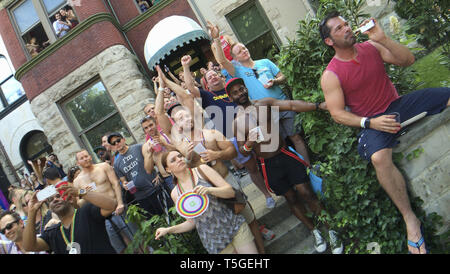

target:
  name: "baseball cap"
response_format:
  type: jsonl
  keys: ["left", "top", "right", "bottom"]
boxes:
{"left": 107, "top": 132, "right": 123, "bottom": 144}
{"left": 225, "top": 77, "right": 245, "bottom": 96}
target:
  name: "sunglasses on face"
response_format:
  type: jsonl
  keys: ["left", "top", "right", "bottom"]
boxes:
{"left": 111, "top": 138, "right": 122, "bottom": 146}
{"left": 0, "top": 220, "right": 19, "bottom": 234}
{"left": 252, "top": 69, "right": 259, "bottom": 79}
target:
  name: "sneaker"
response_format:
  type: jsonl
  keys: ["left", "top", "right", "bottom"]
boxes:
{"left": 329, "top": 230, "right": 343, "bottom": 254}
{"left": 266, "top": 197, "right": 276, "bottom": 209}
{"left": 312, "top": 229, "right": 327, "bottom": 253}
{"left": 259, "top": 225, "right": 275, "bottom": 241}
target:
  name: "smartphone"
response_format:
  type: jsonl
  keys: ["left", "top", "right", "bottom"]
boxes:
{"left": 37, "top": 185, "right": 57, "bottom": 201}
{"left": 193, "top": 143, "right": 207, "bottom": 155}
{"left": 88, "top": 182, "right": 97, "bottom": 191}
{"left": 357, "top": 20, "right": 375, "bottom": 33}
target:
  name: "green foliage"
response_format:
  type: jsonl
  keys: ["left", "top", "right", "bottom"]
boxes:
{"left": 392, "top": 0, "right": 449, "bottom": 54}
{"left": 124, "top": 205, "right": 207, "bottom": 254}
{"left": 276, "top": 0, "right": 445, "bottom": 253}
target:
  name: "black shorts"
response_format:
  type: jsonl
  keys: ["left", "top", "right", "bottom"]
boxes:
{"left": 259, "top": 147, "right": 309, "bottom": 196}
{"left": 357, "top": 87, "right": 450, "bottom": 161}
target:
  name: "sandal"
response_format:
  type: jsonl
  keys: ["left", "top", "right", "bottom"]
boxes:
{"left": 407, "top": 225, "right": 428, "bottom": 254}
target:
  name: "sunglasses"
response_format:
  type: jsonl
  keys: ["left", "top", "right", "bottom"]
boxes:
{"left": 0, "top": 220, "right": 19, "bottom": 234}
{"left": 252, "top": 68, "right": 259, "bottom": 79}
{"left": 111, "top": 138, "right": 122, "bottom": 146}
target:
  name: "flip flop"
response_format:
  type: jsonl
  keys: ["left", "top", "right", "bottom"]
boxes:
{"left": 407, "top": 225, "right": 428, "bottom": 254}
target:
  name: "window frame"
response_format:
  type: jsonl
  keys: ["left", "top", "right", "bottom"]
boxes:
{"left": 58, "top": 77, "right": 136, "bottom": 159}
{"left": 225, "top": 0, "right": 281, "bottom": 52}
{"left": 0, "top": 74, "right": 27, "bottom": 119}
{"left": 8, "top": 0, "right": 79, "bottom": 60}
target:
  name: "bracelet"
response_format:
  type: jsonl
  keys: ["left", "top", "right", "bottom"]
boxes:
{"left": 360, "top": 117, "right": 367, "bottom": 128}
{"left": 315, "top": 102, "right": 320, "bottom": 110}
{"left": 242, "top": 143, "right": 252, "bottom": 152}
{"left": 158, "top": 87, "right": 165, "bottom": 92}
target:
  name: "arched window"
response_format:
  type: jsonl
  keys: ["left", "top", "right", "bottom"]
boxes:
{"left": 20, "top": 130, "right": 52, "bottom": 172}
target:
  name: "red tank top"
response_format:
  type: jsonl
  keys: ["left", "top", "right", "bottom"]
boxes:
{"left": 220, "top": 35, "right": 233, "bottom": 61}
{"left": 325, "top": 41, "right": 399, "bottom": 117}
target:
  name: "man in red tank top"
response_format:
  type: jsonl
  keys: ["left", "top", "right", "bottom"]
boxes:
{"left": 319, "top": 12, "right": 449, "bottom": 254}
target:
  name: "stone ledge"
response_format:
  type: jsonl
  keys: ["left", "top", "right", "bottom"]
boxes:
{"left": 394, "top": 107, "right": 450, "bottom": 153}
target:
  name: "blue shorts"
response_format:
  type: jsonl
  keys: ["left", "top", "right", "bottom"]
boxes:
{"left": 357, "top": 87, "right": 449, "bottom": 161}
{"left": 230, "top": 137, "right": 252, "bottom": 165}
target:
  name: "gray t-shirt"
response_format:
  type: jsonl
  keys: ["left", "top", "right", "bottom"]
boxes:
{"left": 114, "top": 144, "right": 156, "bottom": 200}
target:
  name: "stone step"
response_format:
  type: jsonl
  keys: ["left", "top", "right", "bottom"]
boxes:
{"left": 239, "top": 178, "right": 317, "bottom": 254}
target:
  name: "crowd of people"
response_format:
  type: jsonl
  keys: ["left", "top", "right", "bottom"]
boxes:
{"left": 1, "top": 12, "right": 448, "bottom": 255}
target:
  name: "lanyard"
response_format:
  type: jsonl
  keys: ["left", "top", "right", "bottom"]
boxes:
{"left": 60, "top": 209, "right": 77, "bottom": 248}
{"left": 176, "top": 168, "right": 195, "bottom": 195}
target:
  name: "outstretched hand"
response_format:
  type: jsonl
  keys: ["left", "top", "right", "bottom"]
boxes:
{"left": 207, "top": 21, "right": 220, "bottom": 39}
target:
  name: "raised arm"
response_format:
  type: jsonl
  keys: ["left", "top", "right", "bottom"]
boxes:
{"left": 142, "top": 141, "right": 156, "bottom": 175}
{"left": 208, "top": 21, "right": 236, "bottom": 76}
{"left": 155, "top": 70, "right": 174, "bottom": 135}
{"left": 23, "top": 192, "right": 51, "bottom": 252}
{"left": 156, "top": 65, "right": 196, "bottom": 116}
{"left": 364, "top": 19, "right": 415, "bottom": 67}
{"left": 181, "top": 55, "right": 201, "bottom": 97}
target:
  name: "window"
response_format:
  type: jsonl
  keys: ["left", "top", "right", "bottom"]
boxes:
{"left": 0, "top": 56, "right": 26, "bottom": 114}
{"left": 0, "top": 76, "right": 26, "bottom": 112}
{"left": 61, "top": 81, "right": 135, "bottom": 159}
{"left": 134, "top": 0, "right": 163, "bottom": 14}
{"left": 226, "top": 0, "right": 281, "bottom": 60}
{"left": 10, "top": 0, "right": 79, "bottom": 59}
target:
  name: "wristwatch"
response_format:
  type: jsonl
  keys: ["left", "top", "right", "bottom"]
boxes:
{"left": 78, "top": 188, "right": 87, "bottom": 199}
{"left": 364, "top": 118, "right": 371, "bottom": 129}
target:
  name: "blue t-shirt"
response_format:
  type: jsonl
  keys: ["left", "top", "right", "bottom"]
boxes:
{"left": 232, "top": 59, "right": 287, "bottom": 101}
{"left": 232, "top": 59, "right": 287, "bottom": 100}
{"left": 199, "top": 88, "right": 237, "bottom": 138}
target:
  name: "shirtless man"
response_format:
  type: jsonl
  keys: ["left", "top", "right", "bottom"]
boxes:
{"left": 73, "top": 150, "right": 134, "bottom": 253}
{"left": 227, "top": 77, "right": 343, "bottom": 254}
{"left": 141, "top": 115, "right": 176, "bottom": 191}
{"left": 155, "top": 66, "right": 270, "bottom": 254}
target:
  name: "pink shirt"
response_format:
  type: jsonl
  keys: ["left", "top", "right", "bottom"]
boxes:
{"left": 325, "top": 41, "right": 399, "bottom": 117}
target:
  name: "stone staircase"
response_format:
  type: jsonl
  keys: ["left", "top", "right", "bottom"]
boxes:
{"left": 235, "top": 173, "right": 320, "bottom": 254}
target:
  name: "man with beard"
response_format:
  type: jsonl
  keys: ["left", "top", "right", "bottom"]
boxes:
{"left": 319, "top": 12, "right": 449, "bottom": 254}
{"left": 74, "top": 150, "right": 134, "bottom": 254}
{"left": 227, "top": 77, "right": 343, "bottom": 254}
{"left": 22, "top": 172, "right": 117, "bottom": 254}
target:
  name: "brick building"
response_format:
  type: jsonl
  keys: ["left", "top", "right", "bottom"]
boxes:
{"left": 0, "top": 0, "right": 317, "bottom": 202}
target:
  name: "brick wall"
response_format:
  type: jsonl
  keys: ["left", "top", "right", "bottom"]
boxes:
{"left": 23, "top": 21, "right": 129, "bottom": 101}
{"left": 109, "top": 0, "right": 140, "bottom": 25}
{"left": 0, "top": 8, "right": 27, "bottom": 70}
{"left": 125, "top": 0, "right": 199, "bottom": 72}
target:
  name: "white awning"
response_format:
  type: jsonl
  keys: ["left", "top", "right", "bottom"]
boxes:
{"left": 144, "top": 15, "right": 210, "bottom": 70}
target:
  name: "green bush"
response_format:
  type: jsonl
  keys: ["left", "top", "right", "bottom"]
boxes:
{"left": 276, "top": 0, "right": 445, "bottom": 253}
{"left": 392, "top": 0, "right": 449, "bottom": 54}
